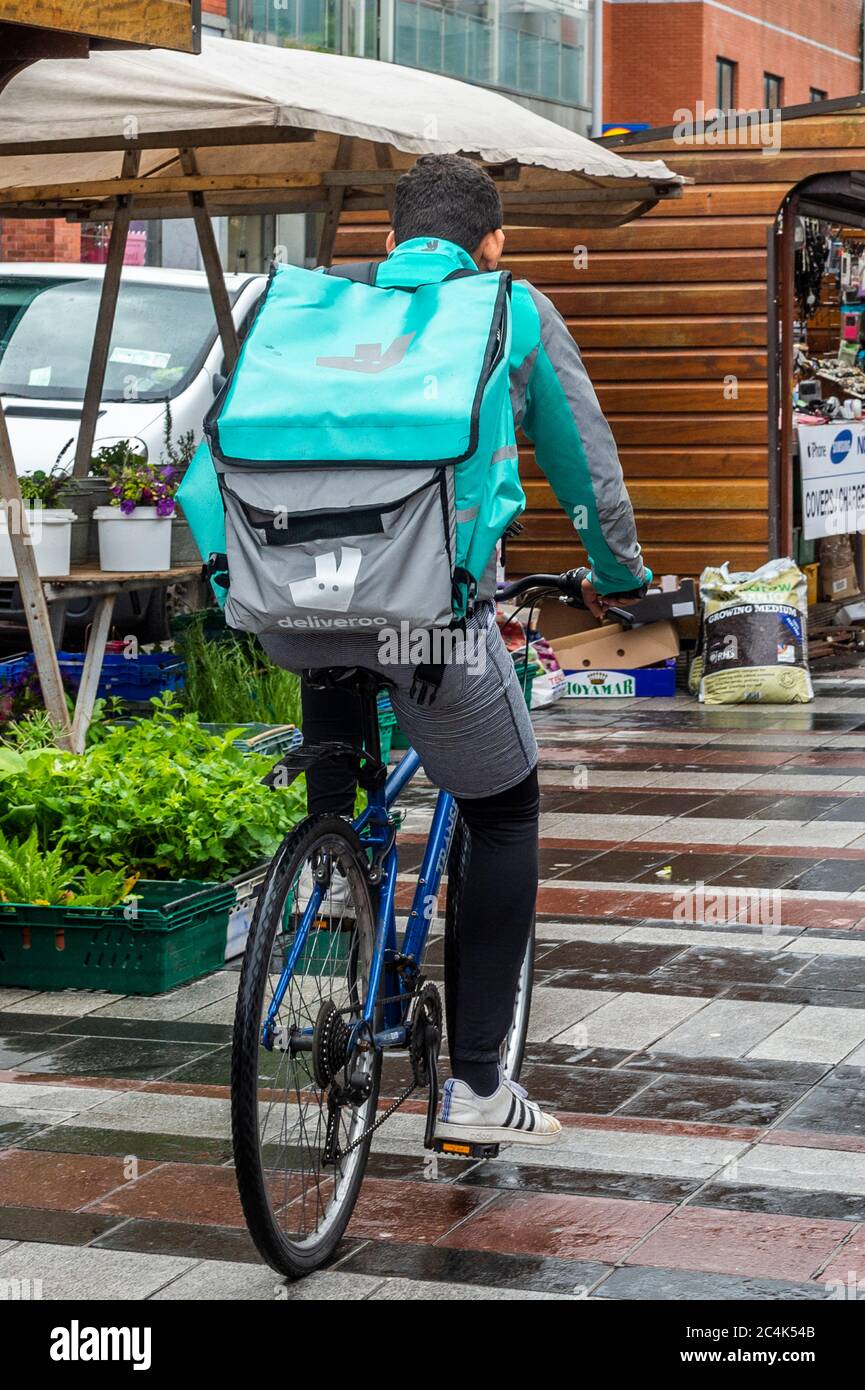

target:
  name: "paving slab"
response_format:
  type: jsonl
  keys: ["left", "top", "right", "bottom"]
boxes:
{"left": 656, "top": 999, "right": 803, "bottom": 1059}
{"left": 149, "top": 1261, "right": 384, "bottom": 1300}
{"left": 0, "top": 1241, "right": 193, "bottom": 1300}
{"left": 747, "top": 1006, "right": 865, "bottom": 1064}
{"left": 554, "top": 991, "right": 709, "bottom": 1050}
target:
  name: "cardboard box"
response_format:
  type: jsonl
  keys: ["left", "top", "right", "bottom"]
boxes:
{"left": 819, "top": 536, "right": 862, "bottom": 602}
{"left": 552, "top": 619, "right": 680, "bottom": 672}
{"left": 622, "top": 579, "right": 697, "bottom": 626}
{"left": 819, "top": 558, "right": 861, "bottom": 601}
{"left": 562, "top": 660, "right": 677, "bottom": 699}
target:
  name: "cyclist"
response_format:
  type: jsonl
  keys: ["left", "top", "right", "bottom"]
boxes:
{"left": 261, "top": 153, "right": 650, "bottom": 1150}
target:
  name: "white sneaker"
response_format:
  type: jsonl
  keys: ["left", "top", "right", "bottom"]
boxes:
{"left": 435, "top": 1075, "right": 562, "bottom": 1148}
{"left": 296, "top": 862, "right": 355, "bottom": 919}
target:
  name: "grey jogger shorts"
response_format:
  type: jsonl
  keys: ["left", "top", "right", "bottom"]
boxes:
{"left": 259, "top": 603, "right": 538, "bottom": 799}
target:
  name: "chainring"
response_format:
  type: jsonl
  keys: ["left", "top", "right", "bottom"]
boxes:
{"left": 409, "top": 981, "right": 443, "bottom": 1088}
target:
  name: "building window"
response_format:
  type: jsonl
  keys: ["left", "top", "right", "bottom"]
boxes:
{"left": 811, "top": 87, "right": 827, "bottom": 103}
{"left": 394, "top": 0, "right": 590, "bottom": 108}
{"left": 716, "top": 57, "right": 736, "bottom": 111}
{"left": 764, "top": 72, "right": 783, "bottom": 109}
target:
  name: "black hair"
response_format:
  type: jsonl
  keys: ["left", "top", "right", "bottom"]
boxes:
{"left": 392, "top": 154, "right": 503, "bottom": 253}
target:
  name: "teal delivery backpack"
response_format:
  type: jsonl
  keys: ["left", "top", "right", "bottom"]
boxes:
{"left": 180, "top": 260, "right": 524, "bottom": 636}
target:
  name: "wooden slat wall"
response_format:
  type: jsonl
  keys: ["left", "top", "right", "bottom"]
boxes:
{"left": 334, "top": 106, "right": 865, "bottom": 579}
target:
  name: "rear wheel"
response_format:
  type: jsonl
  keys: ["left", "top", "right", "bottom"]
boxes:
{"left": 443, "top": 814, "right": 535, "bottom": 1085}
{"left": 231, "top": 814, "right": 381, "bottom": 1278}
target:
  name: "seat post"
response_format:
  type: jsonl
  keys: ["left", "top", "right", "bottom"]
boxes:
{"left": 357, "top": 670, "right": 382, "bottom": 765}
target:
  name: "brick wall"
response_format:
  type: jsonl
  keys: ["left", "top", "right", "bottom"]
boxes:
{"left": 0, "top": 218, "right": 81, "bottom": 263}
{"left": 605, "top": 0, "right": 863, "bottom": 128}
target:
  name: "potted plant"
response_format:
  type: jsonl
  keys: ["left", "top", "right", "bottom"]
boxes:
{"left": 0, "top": 466, "right": 77, "bottom": 578}
{"left": 53, "top": 439, "right": 113, "bottom": 566}
{"left": 91, "top": 439, "right": 179, "bottom": 572}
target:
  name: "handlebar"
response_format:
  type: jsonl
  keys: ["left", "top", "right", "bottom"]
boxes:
{"left": 498, "top": 572, "right": 579, "bottom": 604}
{"left": 497, "top": 570, "right": 638, "bottom": 629}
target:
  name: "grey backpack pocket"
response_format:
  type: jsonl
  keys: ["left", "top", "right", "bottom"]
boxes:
{"left": 219, "top": 465, "right": 456, "bottom": 635}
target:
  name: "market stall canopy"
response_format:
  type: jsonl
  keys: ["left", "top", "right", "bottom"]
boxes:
{"left": 0, "top": 37, "right": 684, "bottom": 229}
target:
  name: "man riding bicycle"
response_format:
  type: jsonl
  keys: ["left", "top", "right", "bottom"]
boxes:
{"left": 260, "top": 153, "right": 651, "bottom": 1150}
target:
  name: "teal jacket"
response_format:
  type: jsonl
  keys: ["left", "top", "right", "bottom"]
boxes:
{"left": 377, "top": 238, "right": 648, "bottom": 596}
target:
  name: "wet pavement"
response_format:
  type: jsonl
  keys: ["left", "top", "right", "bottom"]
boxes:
{"left": 2, "top": 672, "right": 865, "bottom": 1299}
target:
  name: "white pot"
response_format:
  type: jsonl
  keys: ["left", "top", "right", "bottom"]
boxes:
{"left": 0, "top": 507, "right": 76, "bottom": 578}
{"left": 94, "top": 505, "right": 173, "bottom": 573}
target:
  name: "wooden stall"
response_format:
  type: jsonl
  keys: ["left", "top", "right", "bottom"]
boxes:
{"left": 339, "top": 97, "right": 865, "bottom": 584}
{"left": 0, "top": 0, "right": 200, "bottom": 88}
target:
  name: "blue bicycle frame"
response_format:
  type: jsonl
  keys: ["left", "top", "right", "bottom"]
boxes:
{"left": 263, "top": 744, "right": 457, "bottom": 1051}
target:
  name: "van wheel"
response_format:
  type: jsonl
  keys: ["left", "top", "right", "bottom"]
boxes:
{"left": 137, "top": 579, "right": 209, "bottom": 643}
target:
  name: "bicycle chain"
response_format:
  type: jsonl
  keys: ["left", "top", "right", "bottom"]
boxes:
{"left": 334, "top": 1078, "right": 418, "bottom": 1159}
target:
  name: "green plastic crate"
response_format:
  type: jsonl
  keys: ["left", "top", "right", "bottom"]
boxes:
{"left": 0, "top": 879, "right": 237, "bottom": 996}
{"left": 377, "top": 693, "right": 398, "bottom": 764}
{"left": 200, "top": 722, "right": 302, "bottom": 758}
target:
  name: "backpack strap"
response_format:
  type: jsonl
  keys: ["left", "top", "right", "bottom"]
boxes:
{"left": 327, "top": 261, "right": 378, "bottom": 285}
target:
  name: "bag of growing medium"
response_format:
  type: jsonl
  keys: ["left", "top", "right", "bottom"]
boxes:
{"left": 695, "top": 556, "right": 817, "bottom": 706}
{"left": 696, "top": 558, "right": 813, "bottom": 705}
{"left": 178, "top": 260, "right": 524, "bottom": 636}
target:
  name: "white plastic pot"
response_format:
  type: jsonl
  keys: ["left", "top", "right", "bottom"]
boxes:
{"left": 0, "top": 508, "right": 76, "bottom": 578}
{"left": 94, "top": 505, "right": 173, "bottom": 572}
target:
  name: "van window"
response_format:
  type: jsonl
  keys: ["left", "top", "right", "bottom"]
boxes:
{"left": 0, "top": 276, "right": 240, "bottom": 402}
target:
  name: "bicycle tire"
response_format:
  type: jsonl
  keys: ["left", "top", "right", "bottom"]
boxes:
{"left": 443, "top": 813, "right": 535, "bottom": 1085}
{"left": 231, "top": 813, "right": 381, "bottom": 1278}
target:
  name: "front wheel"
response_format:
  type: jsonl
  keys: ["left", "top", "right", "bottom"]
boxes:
{"left": 231, "top": 814, "right": 381, "bottom": 1278}
{"left": 443, "top": 814, "right": 535, "bottom": 1085}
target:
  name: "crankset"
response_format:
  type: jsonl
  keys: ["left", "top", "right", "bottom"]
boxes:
{"left": 409, "top": 981, "right": 443, "bottom": 1150}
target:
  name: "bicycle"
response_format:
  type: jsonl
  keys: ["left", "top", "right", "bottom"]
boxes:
{"left": 230, "top": 570, "right": 604, "bottom": 1278}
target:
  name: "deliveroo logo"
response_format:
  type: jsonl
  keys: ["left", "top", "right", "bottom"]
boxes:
{"left": 289, "top": 548, "right": 362, "bottom": 611}
{"left": 316, "top": 332, "right": 415, "bottom": 374}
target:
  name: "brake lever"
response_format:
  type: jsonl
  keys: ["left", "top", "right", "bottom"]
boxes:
{"left": 603, "top": 603, "right": 638, "bottom": 630}
{"left": 559, "top": 588, "right": 637, "bottom": 631}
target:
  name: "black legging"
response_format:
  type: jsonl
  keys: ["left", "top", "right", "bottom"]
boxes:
{"left": 301, "top": 680, "right": 539, "bottom": 1096}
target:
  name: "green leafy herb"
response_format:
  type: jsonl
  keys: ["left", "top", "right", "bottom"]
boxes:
{"left": 0, "top": 694, "right": 305, "bottom": 881}
{"left": 0, "top": 828, "right": 135, "bottom": 907}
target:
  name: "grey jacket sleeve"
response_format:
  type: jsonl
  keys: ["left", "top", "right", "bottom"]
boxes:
{"left": 519, "top": 283, "right": 648, "bottom": 594}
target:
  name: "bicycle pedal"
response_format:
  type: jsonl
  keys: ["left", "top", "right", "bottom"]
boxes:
{"left": 431, "top": 1138, "right": 500, "bottom": 1160}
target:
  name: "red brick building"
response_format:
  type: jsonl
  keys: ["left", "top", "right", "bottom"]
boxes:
{"left": 605, "top": 0, "right": 864, "bottom": 129}
{"left": 0, "top": 0, "right": 227, "bottom": 265}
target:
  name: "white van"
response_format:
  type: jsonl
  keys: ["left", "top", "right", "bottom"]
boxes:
{"left": 0, "top": 262, "right": 267, "bottom": 635}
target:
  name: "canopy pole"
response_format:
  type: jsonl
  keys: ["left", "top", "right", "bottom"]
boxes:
{"left": 182, "top": 149, "right": 238, "bottom": 371}
{"left": 316, "top": 135, "right": 354, "bottom": 267}
{"left": 0, "top": 404, "right": 72, "bottom": 748}
{"left": 72, "top": 188, "right": 134, "bottom": 476}
{"left": 375, "top": 143, "right": 395, "bottom": 218}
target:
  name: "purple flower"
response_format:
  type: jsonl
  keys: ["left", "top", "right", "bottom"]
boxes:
{"left": 156, "top": 497, "right": 175, "bottom": 518}
{"left": 120, "top": 498, "right": 136, "bottom": 515}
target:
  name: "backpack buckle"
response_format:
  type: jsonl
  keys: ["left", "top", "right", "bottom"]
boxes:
{"left": 409, "top": 662, "right": 446, "bottom": 707}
